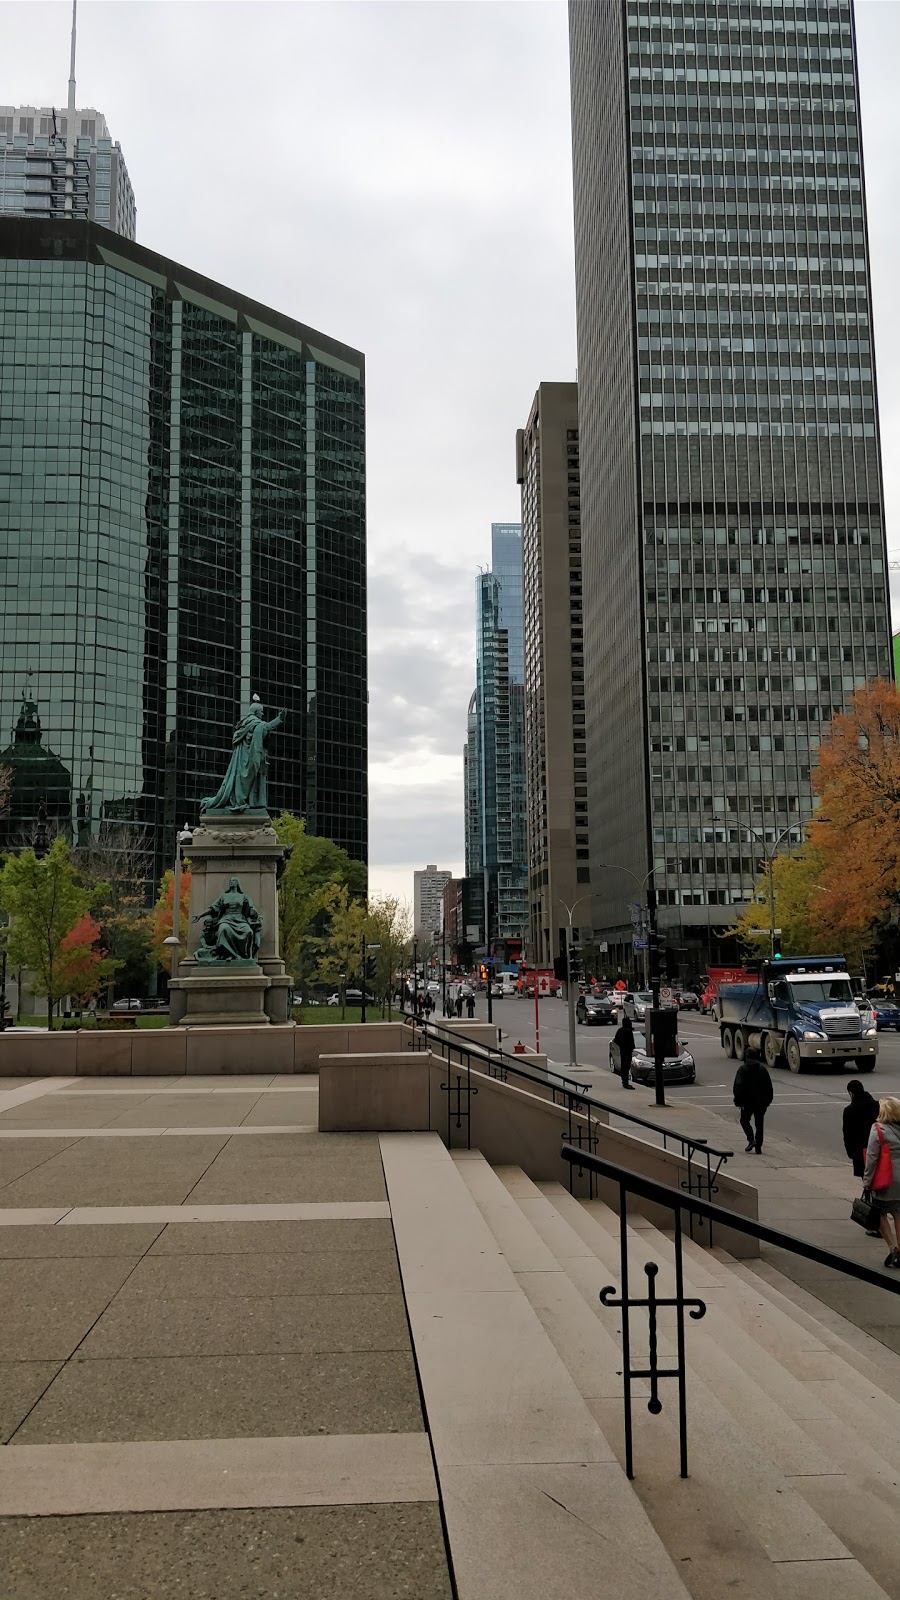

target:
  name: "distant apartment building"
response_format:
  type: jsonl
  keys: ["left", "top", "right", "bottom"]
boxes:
{"left": 441, "top": 875, "right": 483, "bottom": 969}
{"left": 517, "top": 383, "right": 588, "bottom": 968}
{"left": 463, "top": 524, "right": 528, "bottom": 959}
{"left": 0, "top": 107, "right": 135, "bottom": 237}
{"left": 414, "top": 865, "right": 452, "bottom": 943}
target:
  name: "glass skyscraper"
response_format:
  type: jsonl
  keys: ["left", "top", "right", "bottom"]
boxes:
{"left": 569, "top": 0, "right": 892, "bottom": 976}
{"left": 0, "top": 218, "right": 366, "bottom": 887}
{"left": 464, "top": 525, "right": 528, "bottom": 956}
{"left": 0, "top": 108, "right": 135, "bottom": 238}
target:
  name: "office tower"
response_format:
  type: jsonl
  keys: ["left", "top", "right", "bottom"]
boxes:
{"left": 414, "top": 865, "right": 452, "bottom": 943}
{"left": 0, "top": 218, "right": 367, "bottom": 884}
{"left": 441, "top": 875, "right": 483, "bottom": 969}
{"left": 0, "top": 107, "right": 135, "bottom": 237}
{"left": 464, "top": 524, "right": 528, "bottom": 959}
{"left": 517, "top": 382, "right": 588, "bottom": 969}
{"left": 569, "top": 0, "right": 892, "bottom": 976}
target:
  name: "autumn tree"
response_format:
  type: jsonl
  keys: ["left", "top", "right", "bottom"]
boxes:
{"left": 148, "top": 867, "right": 192, "bottom": 970}
{"left": 76, "top": 824, "right": 154, "bottom": 997}
{"left": 316, "top": 884, "right": 368, "bottom": 1004}
{"left": 0, "top": 839, "right": 110, "bottom": 1030}
{"left": 57, "top": 913, "right": 121, "bottom": 1009}
{"left": 365, "top": 895, "right": 412, "bottom": 1017}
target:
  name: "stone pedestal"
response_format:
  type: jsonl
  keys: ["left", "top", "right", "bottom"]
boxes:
{"left": 169, "top": 811, "right": 295, "bottom": 1028}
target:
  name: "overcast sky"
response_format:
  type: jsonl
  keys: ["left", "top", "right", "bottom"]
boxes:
{"left": 4, "top": 0, "right": 900, "bottom": 906}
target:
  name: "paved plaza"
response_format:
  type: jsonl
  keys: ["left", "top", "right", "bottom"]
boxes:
{"left": 0, "top": 1074, "right": 453, "bottom": 1599}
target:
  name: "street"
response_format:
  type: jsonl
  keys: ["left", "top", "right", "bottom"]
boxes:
{"left": 473, "top": 995, "right": 900, "bottom": 1166}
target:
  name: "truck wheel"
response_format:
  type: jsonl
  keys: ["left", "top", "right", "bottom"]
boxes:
{"left": 854, "top": 1058, "right": 876, "bottom": 1073}
{"left": 764, "top": 1033, "right": 783, "bottom": 1069}
{"left": 734, "top": 1028, "right": 746, "bottom": 1061}
{"left": 786, "top": 1037, "right": 803, "bottom": 1074}
{"left": 722, "top": 1027, "right": 734, "bottom": 1059}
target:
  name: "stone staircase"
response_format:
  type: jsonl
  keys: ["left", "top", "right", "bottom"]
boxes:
{"left": 380, "top": 1133, "right": 900, "bottom": 1600}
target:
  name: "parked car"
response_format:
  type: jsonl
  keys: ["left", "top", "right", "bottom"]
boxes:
{"left": 625, "top": 991, "right": 653, "bottom": 1022}
{"left": 326, "top": 993, "right": 340, "bottom": 1007}
{"left": 576, "top": 993, "right": 616, "bottom": 1026}
{"left": 868, "top": 996, "right": 900, "bottom": 1031}
{"left": 609, "top": 1038, "right": 696, "bottom": 1086}
{"left": 111, "top": 998, "right": 143, "bottom": 1011}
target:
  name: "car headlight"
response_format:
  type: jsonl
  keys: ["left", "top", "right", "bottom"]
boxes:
{"left": 865, "top": 1024, "right": 877, "bottom": 1036}
{"left": 802, "top": 1029, "right": 824, "bottom": 1040}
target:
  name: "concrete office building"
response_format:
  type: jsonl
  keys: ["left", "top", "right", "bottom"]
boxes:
{"left": 0, "top": 218, "right": 367, "bottom": 885}
{"left": 517, "top": 383, "right": 589, "bottom": 969}
{"left": 464, "top": 525, "right": 528, "bottom": 958}
{"left": 414, "top": 865, "right": 452, "bottom": 943}
{"left": 0, "top": 107, "right": 135, "bottom": 238}
{"left": 569, "top": 0, "right": 892, "bottom": 976}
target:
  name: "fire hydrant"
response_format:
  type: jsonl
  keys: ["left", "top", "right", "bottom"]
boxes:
{"left": 513, "top": 1040, "right": 526, "bottom": 1055}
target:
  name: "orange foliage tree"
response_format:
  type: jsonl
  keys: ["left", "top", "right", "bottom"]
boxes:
{"left": 148, "top": 867, "right": 192, "bottom": 970}
{"left": 57, "top": 913, "right": 121, "bottom": 1007}
{"left": 807, "top": 678, "right": 900, "bottom": 961}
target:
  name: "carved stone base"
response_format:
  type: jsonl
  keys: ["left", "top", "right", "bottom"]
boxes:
{"left": 169, "top": 969, "right": 272, "bottom": 1028}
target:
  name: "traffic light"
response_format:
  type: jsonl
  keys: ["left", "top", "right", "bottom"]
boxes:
{"left": 772, "top": 935, "right": 783, "bottom": 958}
{"left": 553, "top": 954, "right": 568, "bottom": 982}
{"left": 479, "top": 964, "right": 488, "bottom": 981}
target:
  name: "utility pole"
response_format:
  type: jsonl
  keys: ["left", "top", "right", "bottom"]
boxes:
{"left": 559, "top": 897, "right": 589, "bottom": 1073}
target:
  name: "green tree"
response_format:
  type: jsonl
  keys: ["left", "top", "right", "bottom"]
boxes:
{"left": 0, "top": 839, "right": 110, "bottom": 1030}
{"left": 272, "top": 813, "right": 366, "bottom": 984}
{"left": 366, "top": 895, "right": 412, "bottom": 1017}
{"left": 316, "top": 884, "right": 369, "bottom": 1003}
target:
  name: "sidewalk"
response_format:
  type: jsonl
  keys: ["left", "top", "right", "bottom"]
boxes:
{"left": 0, "top": 1075, "right": 453, "bottom": 1599}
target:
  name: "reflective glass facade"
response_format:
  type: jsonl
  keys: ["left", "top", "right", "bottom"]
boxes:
{"left": 0, "top": 220, "right": 366, "bottom": 888}
{"left": 0, "top": 108, "right": 135, "bottom": 237}
{"left": 465, "top": 529, "right": 528, "bottom": 952}
{"left": 570, "top": 0, "right": 892, "bottom": 971}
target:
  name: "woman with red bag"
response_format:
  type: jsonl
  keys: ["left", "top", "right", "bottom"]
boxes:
{"left": 862, "top": 1097, "right": 900, "bottom": 1268}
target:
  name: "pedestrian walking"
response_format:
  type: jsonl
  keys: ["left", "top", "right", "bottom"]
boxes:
{"left": 466, "top": 993, "right": 475, "bottom": 1019}
{"left": 732, "top": 1057, "right": 773, "bottom": 1153}
{"left": 612, "top": 1015, "right": 635, "bottom": 1090}
{"left": 843, "top": 1079, "right": 880, "bottom": 1179}
{"left": 863, "top": 1097, "right": 900, "bottom": 1268}
{"left": 455, "top": 989, "right": 464, "bottom": 1018}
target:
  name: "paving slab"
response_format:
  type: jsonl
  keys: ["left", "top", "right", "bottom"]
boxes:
{"left": 77, "top": 1290, "right": 411, "bottom": 1359}
{"left": 0, "top": 1503, "right": 453, "bottom": 1600}
{"left": 0, "top": 1097, "right": 150, "bottom": 1127}
{"left": 147, "top": 1217, "right": 393, "bottom": 1255}
{"left": 0, "top": 1223, "right": 163, "bottom": 1257}
{"left": 239, "top": 1093, "right": 322, "bottom": 1126}
{"left": 188, "top": 1152, "right": 388, "bottom": 1205}
{"left": 0, "top": 1257, "right": 142, "bottom": 1360}
{"left": 105, "top": 1096, "right": 263, "bottom": 1128}
{"left": 13, "top": 1351, "right": 425, "bottom": 1443}
{"left": 58, "top": 1202, "right": 391, "bottom": 1224}
{"left": 115, "top": 1248, "right": 400, "bottom": 1302}
{"left": 0, "top": 1362, "right": 62, "bottom": 1443}
{"left": 0, "top": 1432, "right": 437, "bottom": 1515}
{"left": 0, "top": 1138, "right": 85, "bottom": 1189}
{"left": 0, "top": 1136, "right": 232, "bottom": 1207}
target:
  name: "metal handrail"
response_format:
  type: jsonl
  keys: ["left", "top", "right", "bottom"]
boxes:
{"left": 558, "top": 1142, "right": 900, "bottom": 1481}
{"left": 412, "top": 1014, "right": 734, "bottom": 1167}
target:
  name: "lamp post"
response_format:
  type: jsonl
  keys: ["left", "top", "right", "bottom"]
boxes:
{"left": 360, "top": 938, "right": 381, "bottom": 1026}
{"left": 411, "top": 937, "right": 418, "bottom": 1019}
{"left": 708, "top": 814, "right": 804, "bottom": 959}
{"left": 163, "top": 823, "right": 193, "bottom": 1005}
{"left": 598, "top": 861, "right": 664, "bottom": 1104}
{"left": 558, "top": 896, "right": 590, "bottom": 1073}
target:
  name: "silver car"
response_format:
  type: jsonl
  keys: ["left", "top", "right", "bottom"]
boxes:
{"left": 625, "top": 991, "right": 653, "bottom": 1022}
{"left": 609, "top": 1039, "right": 696, "bottom": 1086}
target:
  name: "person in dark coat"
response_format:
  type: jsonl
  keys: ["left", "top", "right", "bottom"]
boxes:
{"left": 612, "top": 1015, "right": 636, "bottom": 1089}
{"left": 466, "top": 993, "right": 475, "bottom": 1019}
{"left": 843, "top": 1079, "right": 880, "bottom": 1179}
{"left": 732, "top": 1059, "right": 774, "bottom": 1153}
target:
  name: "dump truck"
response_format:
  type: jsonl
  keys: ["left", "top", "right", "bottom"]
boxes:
{"left": 717, "top": 956, "right": 877, "bottom": 1074}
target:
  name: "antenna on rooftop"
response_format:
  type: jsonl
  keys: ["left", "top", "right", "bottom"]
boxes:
{"left": 65, "top": 0, "right": 77, "bottom": 216}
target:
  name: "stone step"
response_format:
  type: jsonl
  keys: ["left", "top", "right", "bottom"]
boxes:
{"left": 482, "top": 1165, "right": 891, "bottom": 1600}
{"left": 378, "top": 1134, "right": 693, "bottom": 1600}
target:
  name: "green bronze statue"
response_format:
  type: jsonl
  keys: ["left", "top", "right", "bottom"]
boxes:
{"left": 193, "top": 877, "right": 262, "bottom": 963}
{"left": 202, "top": 696, "right": 285, "bottom": 814}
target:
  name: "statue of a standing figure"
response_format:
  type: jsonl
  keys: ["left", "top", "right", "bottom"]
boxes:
{"left": 194, "top": 877, "right": 262, "bottom": 963}
{"left": 202, "top": 696, "right": 285, "bottom": 814}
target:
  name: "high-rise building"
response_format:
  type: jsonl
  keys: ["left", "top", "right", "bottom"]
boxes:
{"left": 569, "top": 0, "right": 892, "bottom": 977}
{"left": 0, "top": 107, "right": 135, "bottom": 238}
{"left": 517, "top": 383, "right": 588, "bottom": 968}
{"left": 413, "top": 865, "right": 452, "bottom": 943}
{"left": 464, "top": 524, "right": 528, "bottom": 959}
{"left": 0, "top": 218, "right": 367, "bottom": 885}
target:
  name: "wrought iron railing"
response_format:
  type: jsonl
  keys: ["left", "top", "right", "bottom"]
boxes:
{"left": 560, "top": 1143, "right": 900, "bottom": 1480}
{"left": 402, "top": 1014, "right": 732, "bottom": 1234}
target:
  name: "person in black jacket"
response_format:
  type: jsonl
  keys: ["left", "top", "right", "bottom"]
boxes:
{"left": 732, "top": 1058, "right": 774, "bottom": 1153}
{"left": 843, "top": 1078, "right": 879, "bottom": 1179}
{"left": 613, "top": 1015, "right": 636, "bottom": 1090}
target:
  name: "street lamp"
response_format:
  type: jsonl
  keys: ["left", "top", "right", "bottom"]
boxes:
{"left": 558, "top": 896, "right": 590, "bottom": 1073}
{"left": 163, "top": 823, "right": 193, "bottom": 1002}
{"left": 598, "top": 861, "right": 665, "bottom": 1106}
{"left": 360, "top": 938, "right": 381, "bottom": 1025}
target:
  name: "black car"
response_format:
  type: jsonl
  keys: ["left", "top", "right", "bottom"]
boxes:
{"left": 576, "top": 993, "right": 616, "bottom": 1026}
{"left": 609, "top": 1039, "right": 696, "bottom": 1085}
{"left": 869, "top": 997, "right": 900, "bottom": 1031}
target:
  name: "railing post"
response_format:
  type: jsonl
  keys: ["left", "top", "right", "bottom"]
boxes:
{"left": 673, "top": 1207, "right": 690, "bottom": 1479}
{"left": 619, "top": 1181, "right": 635, "bottom": 1480}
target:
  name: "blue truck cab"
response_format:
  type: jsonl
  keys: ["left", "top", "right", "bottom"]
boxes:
{"left": 717, "top": 956, "right": 877, "bottom": 1075}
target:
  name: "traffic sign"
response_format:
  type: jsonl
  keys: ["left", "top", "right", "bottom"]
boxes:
{"left": 632, "top": 938, "right": 648, "bottom": 950}
{"left": 660, "top": 986, "right": 673, "bottom": 1004}
{"left": 614, "top": 979, "right": 627, "bottom": 992}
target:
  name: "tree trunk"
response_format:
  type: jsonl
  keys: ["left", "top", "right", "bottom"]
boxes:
{"left": 47, "top": 993, "right": 54, "bottom": 1032}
